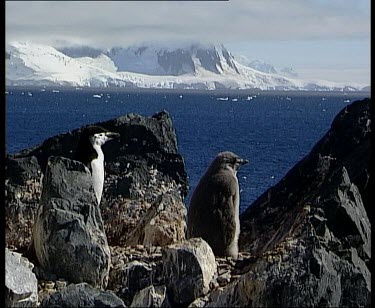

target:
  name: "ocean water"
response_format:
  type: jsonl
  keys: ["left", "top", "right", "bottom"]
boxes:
{"left": 5, "top": 87, "right": 369, "bottom": 212}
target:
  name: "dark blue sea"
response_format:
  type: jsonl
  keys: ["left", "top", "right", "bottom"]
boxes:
{"left": 5, "top": 87, "right": 370, "bottom": 213}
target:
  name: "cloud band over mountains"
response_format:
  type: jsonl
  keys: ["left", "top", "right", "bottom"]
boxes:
{"left": 6, "top": 0, "right": 370, "bottom": 47}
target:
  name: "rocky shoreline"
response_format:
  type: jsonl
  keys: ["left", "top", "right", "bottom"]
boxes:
{"left": 5, "top": 99, "right": 371, "bottom": 307}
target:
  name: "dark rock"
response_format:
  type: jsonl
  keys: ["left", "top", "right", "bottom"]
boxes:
{"left": 5, "top": 156, "right": 43, "bottom": 251}
{"left": 6, "top": 111, "right": 188, "bottom": 249}
{"left": 5, "top": 248, "right": 38, "bottom": 307}
{"left": 33, "top": 265, "right": 59, "bottom": 282}
{"left": 108, "top": 245, "right": 165, "bottom": 305}
{"left": 319, "top": 166, "right": 370, "bottom": 260}
{"left": 32, "top": 156, "right": 111, "bottom": 288}
{"left": 235, "top": 98, "right": 371, "bottom": 306}
{"left": 109, "top": 260, "right": 156, "bottom": 306}
{"left": 13, "top": 111, "right": 187, "bottom": 197}
{"left": 130, "top": 285, "right": 169, "bottom": 307}
{"left": 6, "top": 155, "right": 41, "bottom": 186}
{"left": 207, "top": 236, "right": 370, "bottom": 307}
{"left": 40, "top": 282, "right": 125, "bottom": 307}
{"left": 240, "top": 99, "right": 371, "bottom": 255}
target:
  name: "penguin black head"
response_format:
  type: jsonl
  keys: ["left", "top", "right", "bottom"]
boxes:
{"left": 74, "top": 126, "right": 120, "bottom": 169}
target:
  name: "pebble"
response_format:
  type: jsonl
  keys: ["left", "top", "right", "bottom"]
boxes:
{"left": 209, "top": 280, "right": 220, "bottom": 290}
{"left": 217, "top": 272, "right": 231, "bottom": 286}
{"left": 230, "top": 274, "right": 241, "bottom": 281}
{"left": 55, "top": 280, "right": 67, "bottom": 290}
{"left": 38, "top": 289, "right": 55, "bottom": 301}
{"left": 45, "top": 281, "right": 55, "bottom": 289}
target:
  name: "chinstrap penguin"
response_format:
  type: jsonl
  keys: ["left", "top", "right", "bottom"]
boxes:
{"left": 187, "top": 151, "right": 249, "bottom": 258}
{"left": 74, "top": 126, "right": 120, "bottom": 205}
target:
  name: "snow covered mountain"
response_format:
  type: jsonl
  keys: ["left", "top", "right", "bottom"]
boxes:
{"left": 5, "top": 41, "right": 368, "bottom": 91}
{"left": 106, "top": 43, "right": 240, "bottom": 77}
{"left": 279, "top": 67, "right": 298, "bottom": 78}
{"left": 247, "top": 60, "right": 277, "bottom": 74}
{"left": 246, "top": 61, "right": 299, "bottom": 78}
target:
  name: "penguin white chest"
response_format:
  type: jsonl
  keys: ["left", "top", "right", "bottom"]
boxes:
{"left": 233, "top": 175, "right": 240, "bottom": 230}
{"left": 91, "top": 145, "right": 105, "bottom": 205}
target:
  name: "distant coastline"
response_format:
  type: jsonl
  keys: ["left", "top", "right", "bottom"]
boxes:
{"left": 5, "top": 85, "right": 371, "bottom": 98}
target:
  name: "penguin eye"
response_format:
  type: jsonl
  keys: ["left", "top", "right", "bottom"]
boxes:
{"left": 224, "top": 158, "right": 237, "bottom": 166}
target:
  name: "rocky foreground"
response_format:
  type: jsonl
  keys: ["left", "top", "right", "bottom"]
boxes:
{"left": 5, "top": 99, "right": 371, "bottom": 307}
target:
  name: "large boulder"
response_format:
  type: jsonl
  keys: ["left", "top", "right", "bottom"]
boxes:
{"left": 32, "top": 156, "right": 111, "bottom": 288}
{"left": 6, "top": 111, "right": 188, "bottom": 250}
{"left": 11, "top": 110, "right": 187, "bottom": 200}
{"left": 40, "top": 282, "right": 125, "bottom": 307}
{"left": 240, "top": 98, "right": 371, "bottom": 255}
{"left": 5, "top": 248, "right": 38, "bottom": 307}
{"left": 162, "top": 238, "right": 217, "bottom": 305}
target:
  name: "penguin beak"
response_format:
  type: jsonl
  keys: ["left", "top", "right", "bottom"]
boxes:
{"left": 238, "top": 158, "right": 249, "bottom": 165}
{"left": 105, "top": 132, "right": 120, "bottom": 140}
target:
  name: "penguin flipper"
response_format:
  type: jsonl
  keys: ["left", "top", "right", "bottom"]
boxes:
{"left": 215, "top": 192, "right": 237, "bottom": 252}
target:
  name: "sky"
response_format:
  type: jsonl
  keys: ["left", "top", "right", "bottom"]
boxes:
{"left": 5, "top": 0, "right": 371, "bottom": 85}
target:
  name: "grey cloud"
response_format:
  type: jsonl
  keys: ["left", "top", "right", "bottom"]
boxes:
{"left": 6, "top": 0, "right": 370, "bottom": 47}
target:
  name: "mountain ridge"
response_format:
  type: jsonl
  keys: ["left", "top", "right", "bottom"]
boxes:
{"left": 6, "top": 41, "right": 368, "bottom": 91}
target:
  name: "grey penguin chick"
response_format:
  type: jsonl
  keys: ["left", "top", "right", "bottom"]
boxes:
{"left": 74, "top": 125, "right": 120, "bottom": 205}
{"left": 187, "top": 151, "right": 249, "bottom": 258}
